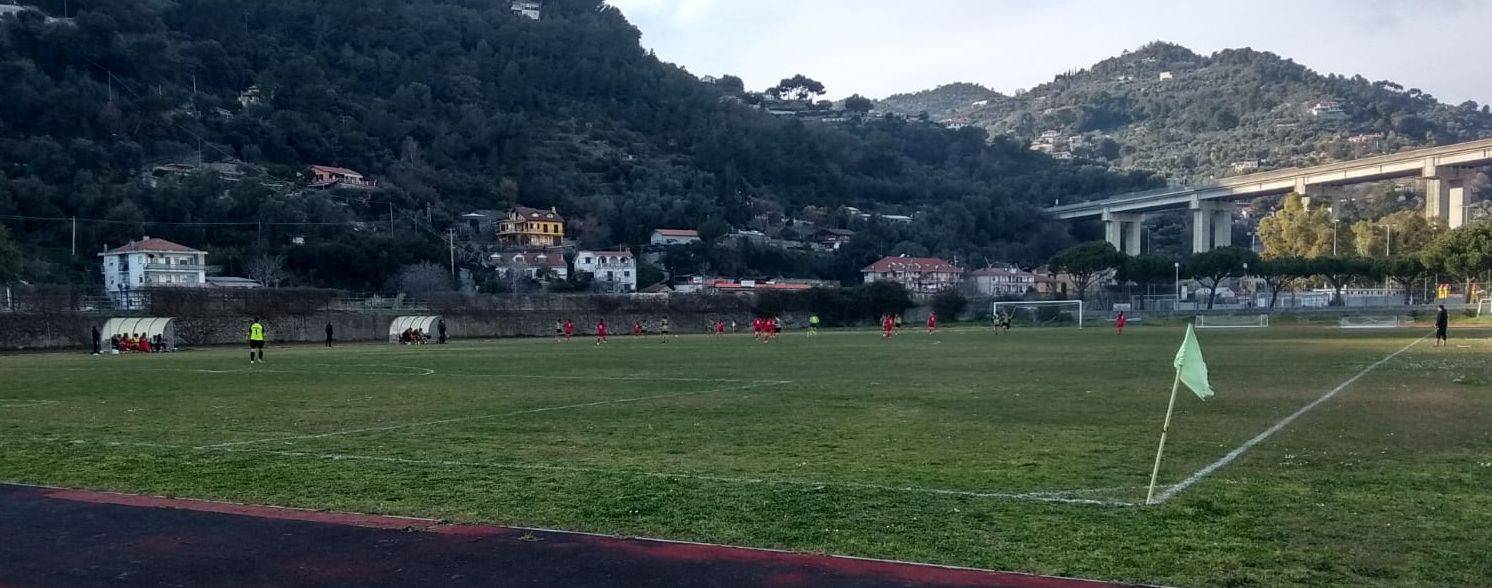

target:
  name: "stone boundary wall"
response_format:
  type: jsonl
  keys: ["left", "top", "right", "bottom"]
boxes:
{"left": 0, "top": 294, "right": 756, "bottom": 352}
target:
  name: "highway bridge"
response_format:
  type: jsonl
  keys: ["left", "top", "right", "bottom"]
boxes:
{"left": 1045, "top": 138, "right": 1492, "bottom": 254}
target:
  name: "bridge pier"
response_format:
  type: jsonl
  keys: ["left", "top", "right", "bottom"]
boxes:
{"left": 1190, "top": 201, "right": 1234, "bottom": 253}
{"left": 1423, "top": 165, "right": 1468, "bottom": 228}
{"left": 1102, "top": 211, "right": 1144, "bottom": 256}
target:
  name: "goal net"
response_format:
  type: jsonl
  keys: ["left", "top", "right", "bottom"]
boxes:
{"left": 1195, "top": 314, "right": 1270, "bottom": 329}
{"left": 991, "top": 300, "right": 1084, "bottom": 329}
{"left": 1478, "top": 298, "right": 1492, "bottom": 317}
{"left": 1339, "top": 316, "right": 1406, "bottom": 329}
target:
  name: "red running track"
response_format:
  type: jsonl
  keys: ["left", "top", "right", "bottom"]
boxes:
{"left": 0, "top": 484, "right": 1152, "bottom": 587}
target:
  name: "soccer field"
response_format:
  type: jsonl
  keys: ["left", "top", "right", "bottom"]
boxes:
{"left": 2, "top": 325, "right": 1489, "bottom": 586}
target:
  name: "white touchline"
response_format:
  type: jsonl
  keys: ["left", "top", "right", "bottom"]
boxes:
{"left": 197, "top": 380, "right": 793, "bottom": 449}
{"left": 1152, "top": 335, "right": 1426, "bottom": 504}
{"left": 8, "top": 436, "right": 1133, "bottom": 507}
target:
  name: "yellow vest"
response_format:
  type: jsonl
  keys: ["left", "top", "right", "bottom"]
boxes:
{"left": 249, "top": 323, "right": 265, "bottom": 341}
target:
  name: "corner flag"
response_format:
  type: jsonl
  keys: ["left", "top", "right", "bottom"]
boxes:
{"left": 1173, "top": 325, "right": 1214, "bottom": 401}
{"left": 1147, "top": 324, "right": 1216, "bottom": 504}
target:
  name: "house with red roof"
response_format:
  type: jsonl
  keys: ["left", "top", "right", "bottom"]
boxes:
{"left": 308, "top": 165, "right": 376, "bottom": 189}
{"left": 100, "top": 236, "right": 208, "bottom": 307}
{"left": 861, "top": 255, "right": 963, "bottom": 295}
{"left": 649, "top": 228, "right": 701, "bottom": 246}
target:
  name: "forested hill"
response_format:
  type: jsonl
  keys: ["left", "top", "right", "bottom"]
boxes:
{"left": 0, "top": 0, "right": 1154, "bottom": 290}
{"left": 876, "top": 42, "right": 1492, "bottom": 182}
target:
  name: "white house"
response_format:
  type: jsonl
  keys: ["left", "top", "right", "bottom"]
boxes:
{"left": 650, "top": 228, "right": 701, "bottom": 246}
{"left": 862, "top": 255, "right": 963, "bottom": 296}
{"left": 1310, "top": 100, "right": 1348, "bottom": 120}
{"left": 510, "top": 0, "right": 541, "bottom": 19}
{"left": 965, "top": 266, "right": 1036, "bottom": 297}
{"left": 100, "top": 237, "right": 208, "bottom": 307}
{"left": 575, "top": 249, "right": 637, "bottom": 293}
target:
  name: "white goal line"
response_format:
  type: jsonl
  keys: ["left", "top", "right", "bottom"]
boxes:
{"left": 1150, "top": 335, "right": 1426, "bottom": 504}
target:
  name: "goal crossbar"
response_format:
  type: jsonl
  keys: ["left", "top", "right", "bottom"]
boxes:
{"left": 992, "top": 300, "right": 1084, "bottom": 329}
{"left": 1339, "top": 316, "right": 1406, "bottom": 329}
{"left": 1195, "top": 314, "right": 1270, "bottom": 329}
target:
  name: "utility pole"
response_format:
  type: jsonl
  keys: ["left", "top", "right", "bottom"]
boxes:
{"left": 70, "top": 216, "right": 77, "bottom": 258}
{"left": 387, "top": 202, "right": 394, "bottom": 231}
{"left": 448, "top": 228, "right": 456, "bottom": 278}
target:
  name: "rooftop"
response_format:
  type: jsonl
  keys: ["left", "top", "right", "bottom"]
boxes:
{"left": 102, "top": 237, "right": 204, "bottom": 256}
{"left": 863, "top": 256, "right": 962, "bottom": 273}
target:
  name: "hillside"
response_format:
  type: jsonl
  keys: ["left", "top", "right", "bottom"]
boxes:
{"left": 877, "top": 42, "right": 1492, "bottom": 182}
{"left": 0, "top": 0, "right": 1156, "bottom": 290}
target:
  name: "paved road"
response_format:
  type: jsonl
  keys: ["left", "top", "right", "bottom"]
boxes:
{"left": 0, "top": 484, "right": 1144, "bottom": 587}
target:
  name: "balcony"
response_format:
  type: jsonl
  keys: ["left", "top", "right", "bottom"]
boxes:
{"left": 144, "top": 263, "right": 206, "bottom": 272}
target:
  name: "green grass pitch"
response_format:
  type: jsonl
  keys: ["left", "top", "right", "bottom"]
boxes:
{"left": 2, "top": 325, "right": 1489, "bottom": 586}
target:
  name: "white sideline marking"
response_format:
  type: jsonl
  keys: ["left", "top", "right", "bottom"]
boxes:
{"left": 0, "top": 399, "right": 59, "bottom": 408}
{"left": 1152, "top": 335, "right": 1426, "bottom": 504}
{"left": 6, "top": 437, "right": 1132, "bottom": 507}
{"left": 198, "top": 381, "right": 793, "bottom": 449}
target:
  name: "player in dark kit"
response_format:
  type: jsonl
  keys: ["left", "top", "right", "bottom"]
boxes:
{"left": 1434, "top": 305, "right": 1449, "bottom": 347}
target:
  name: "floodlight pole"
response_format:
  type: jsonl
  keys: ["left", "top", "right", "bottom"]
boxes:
{"left": 1146, "top": 370, "right": 1184, "bottom": 505}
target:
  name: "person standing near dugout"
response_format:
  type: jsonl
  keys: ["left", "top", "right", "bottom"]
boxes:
{"left": 248, "top": 318, "right": 266, "bottom": 363}
{"left": 1434, "top": 304, "right": 1449, "bottom": 347}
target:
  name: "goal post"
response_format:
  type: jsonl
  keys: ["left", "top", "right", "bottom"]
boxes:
{"left": 1195, "top": 314, "right": 1270, "bottom": 329}
{"left": 991, "top": 300, "right": 1084, "bottom": 329}
{"left": 1339, "top": 315, "right": 1406, "bottom": 329}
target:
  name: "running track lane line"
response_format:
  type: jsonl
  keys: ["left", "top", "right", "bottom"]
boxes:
{"left": 1151, "top": 335, "right": 1426, "bottom": 505}
{"left": 197, "top": 380, "right": 792, "bottom": 449}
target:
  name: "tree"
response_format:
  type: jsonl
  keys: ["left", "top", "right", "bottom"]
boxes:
{"left": 1187, "top": 246, "right": 1258, "bottom": 309}
{"left": 769, "top": 74, "right": 826, "bottom": 101}
{"left": 1048, "top": 242, "right": 1124, "bottom": 303}
{"left": 1257, "top": 193, "right": 1333, "bottom": 258}
{"left": 843, "top": 94, "right": 874, "bottom": 114}
{"left": 1420, "top": 221, "right": 1492, "bottom": 302}
{"left": 1374, "top": 256, "right": 1426, "bottom": 305}
{"left": 1252, "top": 256, "right": 1307, "bottom": 309}
{"left": 1306, "top": 256, "right": 1373, "bottom": 306}
{"left": 1352, "top": 210, "right": 1439, "bottom": 258}
{"left": 716, "top": 75, "right": 745, "bottom": 94}
{"left": 0, "top": 225, "right": 20, "bottom": 283}
{"left": 697, "top": 217, "right": 730, "bottom": 243}
{"left": 395, "top": 262, "right": 452, "bottom": 296}
{"left": 1117, "top": 254, "right": 1176, "bottom": 295}
{"left": 864, "top": 281, "right": 915, "bottom": 320}
{"left": 929, "top": 290, "right": 967, "bottom": 320}
{"left": 245, "top": 255, "right": 288, "bottom": 288}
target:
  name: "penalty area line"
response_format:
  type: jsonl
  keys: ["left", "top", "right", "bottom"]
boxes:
{"left": 197, "top": 380, "right": 793, "bottom": 449}
{"left": 1152, "top": 335, "right": 1426, "bottom": 505}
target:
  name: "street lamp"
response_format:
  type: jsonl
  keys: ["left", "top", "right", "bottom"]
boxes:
{"left": 1385, "top": 225, "right": 1392, "bottom": 257}
{"left": 1242, "top": 262, "right": 1250, "bottom": 307}
{"left": 1174, "top": 261, "right": 1181, "bottom": 302}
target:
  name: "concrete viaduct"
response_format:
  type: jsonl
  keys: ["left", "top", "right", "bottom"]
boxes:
{"left": 1045, "top": 137, "right": 1492, "bottom": 254}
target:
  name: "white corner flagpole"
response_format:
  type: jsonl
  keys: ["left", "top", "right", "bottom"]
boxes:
{"left": 1146, "top": 369, "right": 1184, "bottom": 505}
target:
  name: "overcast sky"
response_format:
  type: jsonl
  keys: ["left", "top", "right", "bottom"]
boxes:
{"left": 606, "top": 0, "right": 1492, "bottom": 104}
